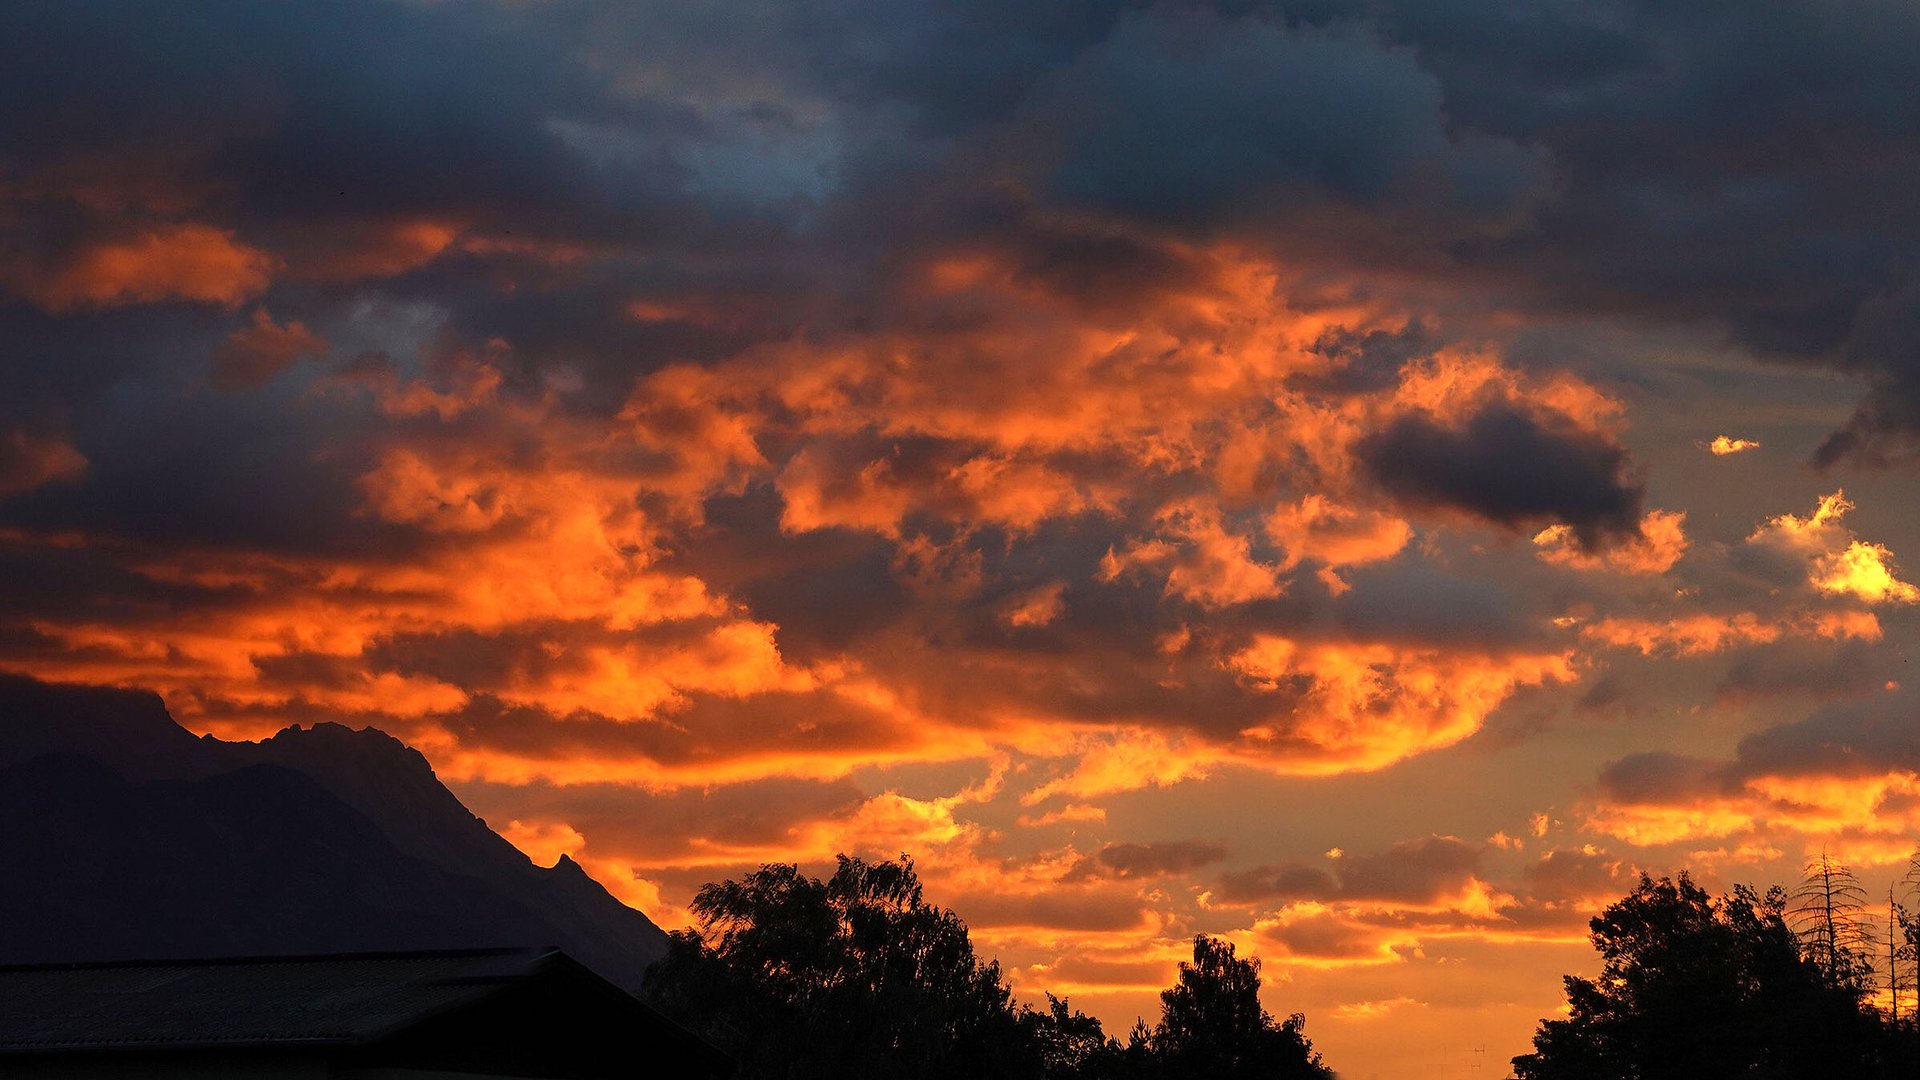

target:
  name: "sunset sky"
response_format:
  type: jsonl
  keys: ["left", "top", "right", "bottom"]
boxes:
{"left": 5, "top": 2, "right": 1920, "bottom": 1075}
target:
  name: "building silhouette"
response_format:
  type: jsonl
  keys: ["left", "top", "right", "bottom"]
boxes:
{"left": 0, "top": 946, "right": 728, "bottom": 1079}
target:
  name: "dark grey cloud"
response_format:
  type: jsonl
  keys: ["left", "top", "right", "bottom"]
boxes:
{"left": 1092, "top": 839, "right": 1228, "bottom": 878}
{"left": 1521, "top": 846, "right": 1628, "bottom": 904}
{"left": 934, "top": 0, "right": 1920, "bottom": 464}
{"left": 1026, "top": 6, "right": 1544, "bottom": 229}
{"left": 1715, "top": 640, "right": 1888, "bottom": 704}
{"left": 1330, "top": 561, "right": 1541, "bottom": 650}
{"left": 1217, "top": 835, "right": 1482, "bottom": 905}
{"left": 1218, "top": 861, "right": 1341, "bottom": 903}
{"left": 8, "top": 0, "right": 1920, "bottom": 472}
{"left": 1732, "top": 693, "right": 1920, "bottom": 780}
{"left": 6, "top": 0, "right": 1919, "bottom": 565}
{"left": 1594, "top": 690, "right": 1920, "bottom": 811}
{"left": 28, "top": 391, "right": 382, "bottom": 553}
{"left": 1398, "top": 0, "right": 1920, "bottom": 464}
{"left": 1355, "top": 401, "right": 1644, "bottom": 545}
{"left": 1295, "top": 323, "right": 1441, "bottom": 397}
{"left": 1595, "top": 751, "right": 1724, "bottom": 804}
{"left": 1597, "top": 684, "right": 1920, "bottom": 803}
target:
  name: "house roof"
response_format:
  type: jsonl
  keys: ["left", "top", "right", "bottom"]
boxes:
{"left": 0, "top": 946, "right": 604, "bottom": 1053}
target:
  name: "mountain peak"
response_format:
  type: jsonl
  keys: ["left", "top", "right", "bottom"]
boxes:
{"left": 0, "top": 674, "right": 669, "bottom": 987}
{"left": 262, "top": 721, "right": 431, "bottom": 768}
{"left": 0, "top": 675, "right": 206, "bottom": 780}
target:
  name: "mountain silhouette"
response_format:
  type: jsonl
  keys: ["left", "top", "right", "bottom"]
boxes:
{"left": 0, "top": 675, "right": 669, "bottom": 989}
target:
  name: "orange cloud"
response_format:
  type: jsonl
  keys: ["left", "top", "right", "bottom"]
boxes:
{"left": 1585, "top": 693, "right": 1920, "bottom": 858}
{"left": 501, "top": 818, "right": 587, "bottom": 865}
{"left": 1227, "top": 637, "right": 1576, "bottom": 775}
{"left": 491, "top": 622, "right": 820, "bottom": 723}
{"left": 21, "top": 222, "right": 276, "bottom": 311}
{"left": 1813, "top": 540, "right": 1919, "bottom": 604}
{"left": 1101, "top": 500, "right": 1286, "bottom": 608}
{"left": 0, "top": 242, "right": 1684, "bottom": 811}
{"left": 1748, "top": 490, "right": 1919, "bottom": 604}
{"left": 1534, "top": 509, "right": 1686, "bottom": 574}
{"left": 1707, "top": 435, "right": 1761, "bottom": 455}
{"left": 1579, "top": 608, "right": 1881, "bottom": 656}
{"left": 1587, "top": 771, "right": 1920, "bottom": 857}
{"left": 212, "top": 307, "right": 328, "bottom": 388}
{"left": 1023, "top": 730, "right": 1216, "bottom": 805}
{"left": 1002, "top": 582, "right": 1069, "bottom": 628}
{"left": 1264, "top": 495, "right": 1412, "bottom": 574}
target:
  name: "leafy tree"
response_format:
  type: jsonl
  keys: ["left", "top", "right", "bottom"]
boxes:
{"left": 1149, "top": 935, "right": 1333, "bottom": 1080}
{"left": 1027, "top": 993, "right": 1123, "bottom": 1080}
{"left": 644, "top": 857, "right": 1340, "bottom": 1080}
{"left": 1514, "top": 873, "right": 1890, "bottom": 1080}
{"left": 644, "top": 855, "right": 1042, "bottom": 1080}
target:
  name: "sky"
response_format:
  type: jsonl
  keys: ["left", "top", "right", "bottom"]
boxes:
{"left": 3, "top": 2, "right": 1920, "bottom": 1076}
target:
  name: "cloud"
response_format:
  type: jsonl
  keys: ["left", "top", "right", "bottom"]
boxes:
{"left": 1715, "top": 638, "right": 1888, "bottom": 704}
{"left": 1579, "top": 609, "right": 1880, "bottom": 658}
{"left": 1355, "top": 400, "right": 1643, "bottom": 548}
{"left": 1264, "top": 495, "right": 1412, "bottom": 582}
{"left": 212, "top": 308, "right": 328, "bottom": 389}
{"left": 10, "top": 224, "right": 277, "bottom": 312}
{"left": 0, "top": 431, "right": 87, "bottom": 499}
{"left": 500, "top": 818, "right": 586, "bottom": 866}
{"left": 1533, "top": 509, "right": 1686, "bottom": 574}
{"left": 1209, "top": 830, "right": 1602, "bottom": 970}
{"left": 1099, "top": 500, "right": 1286, "bottom": 609}
{"left": 1708, "top": 436, "right": 1761, "bottom": 456}
{"left": 1746, "top": 491, "right": 1920, "bottom": 604}
{"left": 1028, "top": 6, "right": 1544, "bottom": 230}
{"left": 1218, "top": 836, "right": 1486, "bottom": 910}
{"left": 1736, "top": 694, "right": 1920, "bottom": 779}
{"left": 1585, "top": 690, "right": 1920, "bottom": 856}
{"left": 1520, "top": 846, "right": 1630, "bottom": 907}
{"left": 1329, "top": 996, "right": 1423, "bottom": 1022}
{"left": 5, "top": 10, "right": 1920, "bottom": 1066}
{"left": 1091, "top": 840, "right": 1228, "bottom": 880}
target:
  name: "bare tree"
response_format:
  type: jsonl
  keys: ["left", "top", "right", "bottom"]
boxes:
{"left": 1886, "top": 888, "right": 1910, "bottom": 1023}
{"left": 1895, "top": 850, "right": 1920, "bottom": 1028}
{"left": 1790, "top": 851, "right": 1872, "bottom": 987}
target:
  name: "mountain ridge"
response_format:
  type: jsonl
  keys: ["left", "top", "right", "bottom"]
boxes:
{"left": 0, "top": 674, "right": 669, "bottom": 990}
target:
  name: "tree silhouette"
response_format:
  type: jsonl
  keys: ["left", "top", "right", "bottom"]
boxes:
{"left": 1514, "top": 873, "right": 1890, "bottom": 1079}
{"left": 1883, "top": 888, "right": 1909, "bottom": 1024}
{"left": 1149, "top": 935, "right": 1332, "bottom": 1080}
{"left": 1790, "top": 851, "right": 1872, "bottom": 990}
{"left": 644, "top": 858, "right": 1341, "bottom": 1080}
{"left": 643, "top": 855, "right": 1042, "bottom": 1080}
{"left": 1028, "top": 994, "right": 1122, "bottom": 1080}
{"left": 1892, "top": 850, "right": 1920, "bottom": 1020}
{"left": 1890, "top": 849, "right": 1920, "bottom": 1069}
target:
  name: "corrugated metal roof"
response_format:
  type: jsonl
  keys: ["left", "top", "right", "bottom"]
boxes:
{"left": 0, "top": 947, "right": 564, "bottom": 1052}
